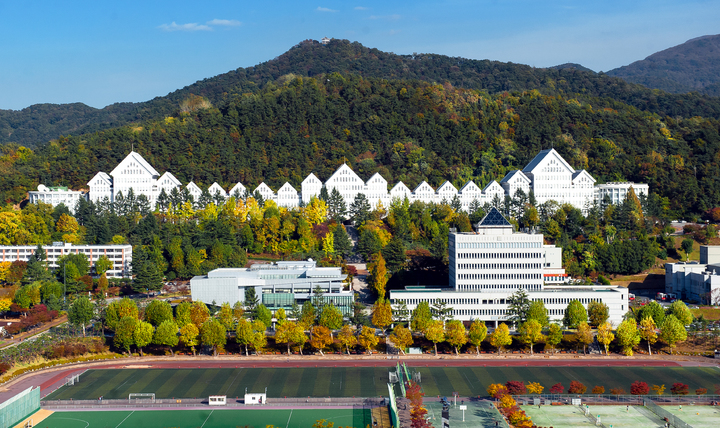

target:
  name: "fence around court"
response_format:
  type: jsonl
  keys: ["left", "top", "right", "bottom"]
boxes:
{"left": 40, "top": 396, "right": 385, "bottom": 411}
{"left": 643, "top": 398, "right": 694, "bottom": 428}
{"left": 511, "top": 394, "right": 720, "bottom": 406}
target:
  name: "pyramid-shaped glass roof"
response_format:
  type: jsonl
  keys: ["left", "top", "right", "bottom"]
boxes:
{"left": 478, "top": 207, "right": 512, "bottom": 227}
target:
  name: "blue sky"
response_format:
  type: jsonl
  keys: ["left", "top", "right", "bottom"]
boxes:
{"left": 1, "top": 0, "right": 718, "bottom": 110}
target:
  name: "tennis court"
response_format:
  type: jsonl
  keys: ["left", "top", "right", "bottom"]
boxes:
{"left": 39, "top": 408, "right": 372, "bottom": 428}
{"left": 664, "top": 405, "right": 720, "bottom": 427}
{"left": 424, "top": 400, "right": 509, "bottom": 428}
{"left": 521, "top": 404, "right": 664, "bottom": 428}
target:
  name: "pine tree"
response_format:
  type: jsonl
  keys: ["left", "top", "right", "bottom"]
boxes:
{"left": 332, "top": 225, "right": 353, "bottom": 259}
{"left": 349, "top": 193, "right": 371, "bottom": 225}
{"left": 327, "top": 188, "right": 346, "bottom": 221}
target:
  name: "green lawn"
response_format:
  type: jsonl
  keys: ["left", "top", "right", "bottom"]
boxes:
{"left": 44, "top": 366, "right": 720, "bottom": 401}
{"left": 41, "top": 408, "right": 371, "bottom": 428}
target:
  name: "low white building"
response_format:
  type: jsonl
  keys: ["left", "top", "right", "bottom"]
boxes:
{"left": 28, "top": 185, "right": 85, "bottom": 213}
{"left": 389, "top": 208, "right": 629, "bottom": 326}
{"left": 665, "top": 246, "right": 720, "bottom": 304}
{"left": 0, "top": 242, "right": 132, "bottom": 277}
{"left": 191, "top": 259, "right": 354, "bottom": 315}
{"left": 596, "top": 182, "right": 650, "bottom": 206}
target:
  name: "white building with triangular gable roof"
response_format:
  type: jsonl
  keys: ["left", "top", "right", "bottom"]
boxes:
{"left": 301, "top": 173, "right": 323, "bottom": 204}
{"left": 482, "top": 180, "right": 505, "bottom": 204}
{"left": 110, "top": 151, "right": 160, "bottom": 205}
{"left": 157, "top": 172, "right": 182, "bottom": 195}
{"left": 254, "top": 182, "right": 276, "bottom": 204}
{"left": 436, "top": 181, "right": 458, "bottom": 204}
{"left": 458, "top": 180, "right": 483, "bottom": 210}
{"left": 88, "top": 172, "right": 113, "bottom": 203}
{"left": 571, "top": 170, "right": 596, "bottom": 211}
{"left": 389, "top": 182, "right": 412, "bottom": 202}
{"left": 413, "top": 181, "right": 435, "bottom": 203}
{"left": 522, "top": 148, "right": 576, "bottom": 206}
{"left": 500, "top": 170, "right": 531, "bottom": 198}
{"left": 277, "top": 182, "right": 299, "bottom": 208}
{"left": 229, "top": 182, "right": 247, "bottom": 199}
{"left": 208, "top": 182, "right": 227, "bottom": 200}
{"left": 186, "top": 181, "right": 202, "bottom": 202}
{"left": 324, "top": 163, "right": 365, "bottom": 206}
{"left": 365, "top": 172, "right": 389, "bottom": 209}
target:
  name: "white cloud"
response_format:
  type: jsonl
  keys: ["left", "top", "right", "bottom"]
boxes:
{"left": 369, "top": 14, "right": 401, "bottom": 20}
{"left": 354, "top": 6, "right": 369, "bottom": 10}
{"left": 207, "top": 19, "right": 242, "bottom": 27}
{"left": 317, "top": 7, "right": 338, "bottom": 12}
{"left": 159, "top": 22, "right": 212, "bottom": 32}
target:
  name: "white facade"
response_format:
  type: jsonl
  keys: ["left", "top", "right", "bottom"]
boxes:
{"left": 665, "top": 246, "right": 720, "bottom": 304}
{"left": 0, "top": 243, "right": 132, "bottom": 277}
{"left": 28, "top": 185, "right": 85, "bottom": 213}
{"left": 596, "top": 182, "right": 650, "bottom": 206}
{"left": 84, "top": 149, "right": 649, "bottom": 214}
{"left": 389, "top": 208, "right": 629, "bottom": 326}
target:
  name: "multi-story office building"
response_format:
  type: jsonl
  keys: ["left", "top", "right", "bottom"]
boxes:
{"left": 28, "top": 185, "right": 85, "bottom": 213}
{"left": 190, "top": 259, "right": 354, "bottom": 315}
{"left": 665, "top": 245, "right": 720, "bottom": 304}
{"left": 389, "top": 208, "right": 629, "bottom": 326}
{"left": 0, "top": 242, "right": 132, "bottom": 277}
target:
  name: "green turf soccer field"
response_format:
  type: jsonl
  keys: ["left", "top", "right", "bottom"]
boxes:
{"left": 40, "top": 408, "right": 371, "bottom": 428}
{"left": 45, "top": 366, "right": 720, "bottom": 401}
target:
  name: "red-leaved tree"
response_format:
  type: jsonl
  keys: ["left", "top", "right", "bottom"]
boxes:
{"left": 568, "top": 381, "right": 587, "bottom": 394}
{"left": 630, "top": 381, "right": 649, "bottom": 395}
{"left": 406, "top": 382, "right": 431, "bottom": 428}
{"left": 671, "top": 383, "right": 689, "bottom": 395}
{"left": 695, "top": 388, "right": 707, "bottom": 395}
{"left": 549, "top": 383, "right": 564, "bottom": 394}
{"left": 505, "top": 381, "right": 527, "bottom": 395}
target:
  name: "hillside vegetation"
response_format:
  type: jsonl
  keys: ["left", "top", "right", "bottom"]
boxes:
{"left": 2, "top": 73, "right": 719, "bottom": 219}
{"left": 3, "top": 39, "right": 720, "bottom": 147}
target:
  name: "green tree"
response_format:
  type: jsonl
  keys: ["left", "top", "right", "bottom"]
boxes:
{"left": 175, "top": 301, "right": 193, "bottom": 328}
{"left": 145, "top": 300, "right": 173, "bottom": 327}
{"left": 114, "top": 316, "right": 137, "bottom": 354}
{"left": 132, "top": 259, "right": 163, "bottom": 294}
{"left": 299, "top": 301, "right": 316, "bottom": 329}
{"left": 638, "top": 301, "right": 665, "bottom": 326}
{"left": 235, "top": 319, "right": 266, "bottom": 356}
{"left": 445, "top": 320, "right": 467, "bottom": 355}
{"left": 526, "top": 300, "right": 549, "bottom": 327}
{"left": 668, "top": 300, "right": 693, "bottom": 326}
{"left": 357, "top": 325, "right": 379, "bottom": 354}
{"left": 546, "top": 323, "right": 563, "bottom": 354}
{"left": 254, "top": 304, "right": 272, "bottom": 330}
{"left": 660, "top": 314, "right": 687, "bottom": 354}
{"left": 382, "top": 237, "right": 406, "bottom": 273}
{"left": 152, "top": 320, "right": 179, "bottom": 356}
{"left": 179, "top": 323, "right": 200, "bottom": 355}
{"left": 105, "top": 298, "right": 138, "bottom": 331}
{"left": 349, "top": 193, "right": 371, "bottom": 225}
{"left": 563, "top": 300, "right": 588, "bottom": 328}
{"left": 681, "top": 238, "right": 694, "bottom": 260}
{"left": 411, "top": 301, "right": 432, "bottom": 334}
{"left": 616, "top": 319, "right": 641, "bottom": 356}
{"left": 217, "top": 302, "right": 234, "bottom": 331}
{"left": 587, "top": 301, "right": 609, "bottom": 327}
{"left": 200, "top": 319, "right": 227, "bottom": 356}
{"left": 597, "top": 322, "right": 614, "bottom": 355}
{"left": 518, "top": 319, "right": 543, "bottom": 355}
{"left": 506, "top": 288, "right": 531, "bottom": 326}
{"left": 489, "top": 323, "right": 512, "bottom": 354}
{"left": 24, "top": 244, "right": 51, "bottom": 284}
{"left": 68, "top": 296, "right": 94, "bottom": 336}
{"left": 244, "top": 287, "right": 259, "bottom": 310}
{"left": 327, "top": 187, "right": 346, "bottom": 221}
{"left": 332, "top": 225, "right": 353, "bottom": 259}
{"left": 468, "top": 320, "right": 488, "bottom": 355}
{"left": 133, "top": 321, "right": 154, "bottom": 356}
{"left": 94, "top": 255, "right": 114, "bottom": 276}
{"left": 575, "top": 322, "right": 593, "bottom": 354}
{"left": 337, "top": 324, "right": 357, "bottom": 354}
{"left": 319, "top": 304, "right": 344, "bottom": 333}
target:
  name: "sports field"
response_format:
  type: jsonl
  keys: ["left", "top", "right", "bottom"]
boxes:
{"left": 45, "top": 366, "right": 720, "bottom": 401}
{"left": 665, "top": 405, "right": 720, "bottom": 427}
{"left": 522, "top": 405, "right": 667, "bottom": 428}
{"left": 424, "top": 400, "right": 510, "bottom": 428}
{"left": 40, "top": 408, "right": 371, "bottom": 428}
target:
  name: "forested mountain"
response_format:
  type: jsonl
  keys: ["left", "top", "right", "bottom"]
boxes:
{"left": 2, "top": 73, "right": 719, "bottom": 219}
{"left": 608, "top": 35, "right": 720, "bottom": 96}
{"left": 4, "top": 38, "right": 720, "bottom": 147}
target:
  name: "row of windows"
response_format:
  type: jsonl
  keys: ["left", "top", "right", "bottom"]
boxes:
{"left": 452, "top": 309, "right": 507, "bottom": 316}
{"left": 533, "top": 297, "right": 603, "bottom": 305}
{"left": 458, "top": 273, "right": 542, "bottom": 280}
{"left": 457, "top": 252, "right": 541, "bottom": 259}
{"left": 457, "top": 242, "right": 542, "bottom": 249}
{"left": 458, "top": 263, "right": 541, "bottom": 270}
{"left": 458, "top": 284, "right": 542, "bottom": 291}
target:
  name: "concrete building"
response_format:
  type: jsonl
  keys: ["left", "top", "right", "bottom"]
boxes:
{"left": 0, "top": 242, "right": 132, "bottom": 277}
{"left": 190, "top": 259, "right": 354, "bottom": 315}
{"left": 665, "top": 245, "right": 720, "bottom": 304}
{"left": 596, "top": 182, "right": 650, "bottom": 206}
{"left": 28, "top": 185, "right": 85, "bottom": 213}
{"left": 389, "top": 208, "right": 629, "bottom": 326}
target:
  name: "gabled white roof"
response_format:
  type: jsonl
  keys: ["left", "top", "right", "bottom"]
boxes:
{"left": 255, "top": 182, "right": 274, "bottom": 194}
{"left": 326, "top": 163, "right": 362, "bottom": 184}
{"left": 366, "top": 172, "right": 387, "bottom": 185}
{"left": 110, "top": 151, "right": 160, "bottom": 177}
{"left": 458, "top": 180, "right": 481, "bottom": 193}
{"left": 208, "top": 182, "right": 227, "bottom": 197}
{"left": 522, "top": 148, "right": 575, "bottom": 174}
{"left": 278, "top": 182, "right": 298, "bottom": 193}
{"left": 158, "top": 171, "right": 181, "bottom": 187}
{"left": 88, "top": 172, "right": 112, "bottom": 186}
{"left": 302, "top": 173, "right": 321, "bottom": 185}
{"left": 436, "top": 181, "right": 458, "bottom": 193}
{"left": 500, "top": 170, "right": 531, "bottom": 184}
{"left": 572, "top": 170, "right": 596, "bottom": 183}
{"left": 229, "top": 182, "right": 246, "bottom": 196}
{"left": 413, "top": 181, "right": 434, "bottom": 193}
{"left": 186, "top": 181, "right": 202, "bottom": 194}
{"left": 482, "top": 180, "right": 503, "bottom": 193}
{"left": 390, "top": 182, "right": 411, "bottom": 194}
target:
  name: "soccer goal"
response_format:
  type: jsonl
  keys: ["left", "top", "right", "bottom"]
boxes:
{"left": 129, "top": 393, "right": 156, "bottom": 403}
{"left": 389, "top": 371, "right": 399, "bottom": 384}
{"left": 65, "top": 374, "right": 80, "bottom": 386}
{"left": 412, "top": 372, "right": 422, "bottom": 383}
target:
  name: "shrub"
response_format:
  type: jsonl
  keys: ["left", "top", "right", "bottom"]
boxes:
{"left": 670, "top": 383, "right": 689, "bottom": 395}
{"left": 652, "top": 385, "right": 666, "bottom": 395}
{"left": 610, "top": 388, "right": 626, "bottom": 395}
{"left": 591, "top": 386, "right": 605, "bottom": 394}
{"left": 695, "top": 388, "right": 707, "bottom": 395}
{"left": 598, "top": 275, "right": 611, "bottom": 285}
{"left": 549, "top": 383, "right": 564, "bottom": 394}
{"left": 568, "top": 381, "right": 587, "bottom": 394}
{"left": 505, "top": 381, "right": 527, "bottom": 395}
{"left": 630, "top": 381, "right": 649, "bottom": 395}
